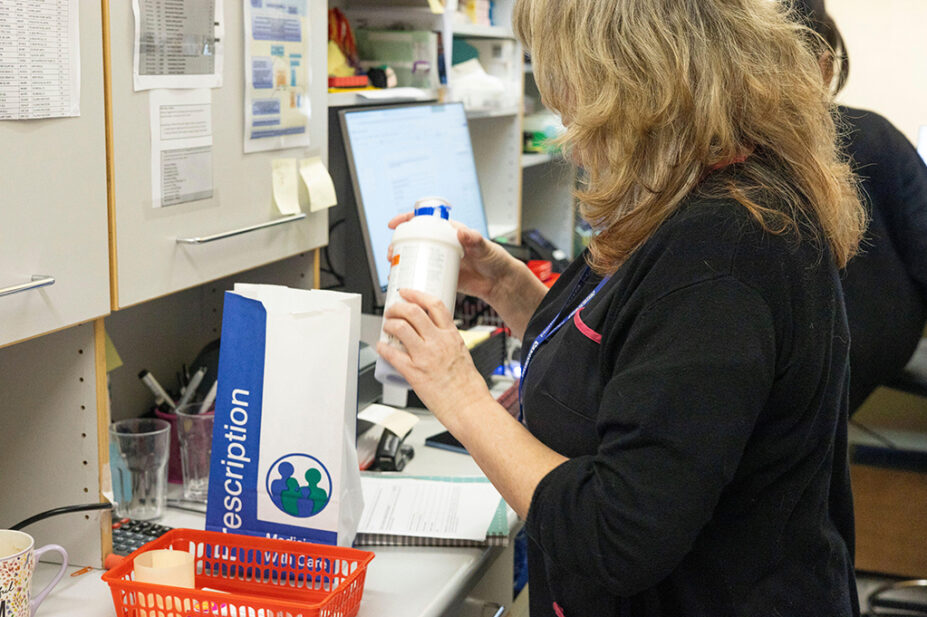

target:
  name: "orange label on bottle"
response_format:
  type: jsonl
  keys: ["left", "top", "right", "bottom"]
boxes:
{"left": 390, "top": 254, "right": 400, "bottom": 267}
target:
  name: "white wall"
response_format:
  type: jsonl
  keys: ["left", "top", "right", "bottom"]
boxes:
{"left": 829, "top": 0, "right": 927, "bottom": 144}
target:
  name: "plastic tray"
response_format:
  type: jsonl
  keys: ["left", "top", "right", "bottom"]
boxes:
{"left": 102, "top": 528, "right": 374, "bottom": 617}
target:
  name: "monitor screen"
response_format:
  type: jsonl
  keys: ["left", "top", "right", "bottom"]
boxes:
{"left": 340, "top": 102, "right": 489, "bottom": 305}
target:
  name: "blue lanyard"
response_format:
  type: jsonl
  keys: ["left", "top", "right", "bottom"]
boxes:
{"left": 518, "top": 267, "right": 611, "bottom": 422}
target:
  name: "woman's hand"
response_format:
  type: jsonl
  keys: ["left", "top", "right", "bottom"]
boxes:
{"left": 377, "top": 288, "right": 569, "bottom": 521}
{"left": 387, "top": 214, "right": 550, "bottom": 339}
{"left": 377, "top": 288, "right": 494, "bottom": 429}
{"left": 387, "top": 213, "right": 517, "bottom": 303}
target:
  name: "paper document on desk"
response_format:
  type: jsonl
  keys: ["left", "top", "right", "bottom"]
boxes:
{"left": 357, "top": 404, "right": 419, "bottom": 438}
{"left": 358, "top": 476, "right": 502, "bottom": 542}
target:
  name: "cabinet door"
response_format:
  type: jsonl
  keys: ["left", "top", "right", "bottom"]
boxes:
{"left": 0, "top": 1, "right": 110, "bottom": 348}
{"left": 107, "top": 0, "right": 329, "bottom": 308}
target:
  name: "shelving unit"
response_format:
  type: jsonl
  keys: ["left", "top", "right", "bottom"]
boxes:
{"left": 520, "top": 51, "right": 577, "bottom": 259}
{"left": 452, "top": 23, "right": 512, "bottom": 38}
{"left": 335, "top": 0, "right": 525, "bottom": 243}
{"left": 324, "top": 0, "right": 577, "bottom": 294}
{"left": 466, "top": 106, "right": 520, "bottom": 119}
{"left": 327, "top": 88, "right": 438, "bottom": 108}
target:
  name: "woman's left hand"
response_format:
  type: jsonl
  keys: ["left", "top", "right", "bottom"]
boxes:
{"left": 377, "top": 289, "right": 494, "bottom": 429}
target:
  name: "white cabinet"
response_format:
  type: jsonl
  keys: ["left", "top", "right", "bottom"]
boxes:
{"left": 0, "top": 1, "right": 109, "bottom": 348}
{"left": 333, "top": 0, "right": 576, "bottom": 253}
{"left": 106, "top": 1, "right": 331, "bottom": 308}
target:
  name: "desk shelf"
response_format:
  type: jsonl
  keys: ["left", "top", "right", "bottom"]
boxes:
{"left": 521, "top": 152, "right": 558, "bottom": 168}
{"left": 452, "top": 23, "right": 514, "bottom": 39}
{"left": 466, "top": 106, "right": 520, "bottom": 120}
{"left": 328, "top": 88, "right": 439, "bottom": 108}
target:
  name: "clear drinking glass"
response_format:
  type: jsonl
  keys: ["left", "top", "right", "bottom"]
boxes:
{"left": 109, "top": 418, "right": 170, "bottom": 520}
{"left": 174, "top": 405, "right": 215, "bottom": 503}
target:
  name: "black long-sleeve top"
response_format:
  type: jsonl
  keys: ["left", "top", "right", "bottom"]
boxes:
{"left": 521, "top": 191, "right": 858, "bottom": 616}
{"left": 839, "top": 106, "right": 927, "bottom": 412}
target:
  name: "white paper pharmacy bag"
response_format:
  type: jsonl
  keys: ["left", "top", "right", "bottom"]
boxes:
{"left": 206, "top": 284, "right": 364, "bottom": 546}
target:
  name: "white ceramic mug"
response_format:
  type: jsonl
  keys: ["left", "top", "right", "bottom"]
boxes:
{"left": 0, "top": 530, "right": 68, "bottom": 617}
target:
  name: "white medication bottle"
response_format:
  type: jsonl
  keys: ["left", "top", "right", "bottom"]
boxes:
{"left": 376, "top": 197, "right": 464, "bottom": 388}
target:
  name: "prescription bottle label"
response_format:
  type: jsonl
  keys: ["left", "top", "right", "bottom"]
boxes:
{"left": 380, "top": 243, "right": 454, "bottom": 347}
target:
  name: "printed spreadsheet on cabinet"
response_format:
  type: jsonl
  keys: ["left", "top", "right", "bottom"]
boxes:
{"left": 0, "top": 1, "right": 79, "bottom": 120}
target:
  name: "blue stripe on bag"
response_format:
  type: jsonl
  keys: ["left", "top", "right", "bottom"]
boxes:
{"left": 206, "top": 292, "right": 267, "bottom": 536}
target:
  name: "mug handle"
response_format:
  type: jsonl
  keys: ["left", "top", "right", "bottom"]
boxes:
{"left": 29, "top": 544, "right": 68, "bottom": 616}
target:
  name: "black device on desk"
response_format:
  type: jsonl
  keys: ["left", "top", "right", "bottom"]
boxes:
{"left": 425, "top": 430, "right": 468, "bottom": 455}
{"left": 424, "top": 381, "right": 520, "bottom": 456}
{"left": 111, "top": 518, "right": 173, "bottom": 556}
{"left": 357, "top": 343, "right": 416, "bottom": 472}
{"left": 522, "top": 228, "right": 570, "bottom": 272}
{"left": 358, "top": 420, "right": 415, "bottom": 472}
{"left": 375, "top": 429, "right": 415, "bottom": 471}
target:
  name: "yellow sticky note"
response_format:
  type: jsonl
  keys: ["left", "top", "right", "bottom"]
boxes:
{"left": 427, "top": 0, "right": 444, "bottom": 14}
{"left": 299, "top": 157, "right": 338, "bottom": 212}
{"left": 104, "top": 330, "right": 123, "bottom": 372}
{"left": 272, "top": 158, "right": 301, "bottom": 215}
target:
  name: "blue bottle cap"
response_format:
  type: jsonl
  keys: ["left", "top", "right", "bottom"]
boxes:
{"left": 414, "top": 197, "right": 451, "bottom": 220}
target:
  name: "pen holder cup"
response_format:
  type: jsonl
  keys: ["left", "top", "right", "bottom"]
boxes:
{"left": 173, "top": 405, "right": 215, "bottom": 503}
{"left": 154, "top": 409, "right": 183, "bottom": 484}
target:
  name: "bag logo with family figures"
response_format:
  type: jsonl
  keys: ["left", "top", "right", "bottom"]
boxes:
{"left": 266, "top": 453, "right": 332, "bottom": 518}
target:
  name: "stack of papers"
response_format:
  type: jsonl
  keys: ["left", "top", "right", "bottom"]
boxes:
{"left": 355, "top": 475, "right": 510, "bottom": 547}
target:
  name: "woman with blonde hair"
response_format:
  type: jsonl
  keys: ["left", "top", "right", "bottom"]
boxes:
{"left": 378, "top": 0, "right": 865, "bottom": 614}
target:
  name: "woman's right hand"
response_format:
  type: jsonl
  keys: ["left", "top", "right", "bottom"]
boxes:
{"left": 387, "top": 213, "right": 518, "bottom": 304}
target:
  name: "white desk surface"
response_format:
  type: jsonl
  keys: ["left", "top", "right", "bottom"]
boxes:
{"left": 32, "top": 412, "right": 519, "bottom": 617}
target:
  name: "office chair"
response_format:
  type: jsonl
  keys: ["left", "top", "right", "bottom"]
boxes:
{"left": 866, "top": 579, "right": 927, "bottom": 616}
{"left": 861, "top": 340, "right": 927, "bottom": 617}
{"left": 885, "top": 338, "right": 927, "bottom": 399}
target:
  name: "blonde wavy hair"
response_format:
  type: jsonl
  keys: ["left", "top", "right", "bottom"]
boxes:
{"left": 513, "top": 0, "right": 865, "bottom": 272}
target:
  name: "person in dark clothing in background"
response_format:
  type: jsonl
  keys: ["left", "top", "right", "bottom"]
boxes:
{"left": 794, "top": 0, "right": 927, "bottom": 414}
{"left": 378, "top": 1, "right": 866, "bottom": 615}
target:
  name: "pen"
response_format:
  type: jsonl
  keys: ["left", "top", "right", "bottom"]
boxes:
{"left": 175, "top": 365, "right": 207, "bottom": 411}
{"left": 138, "top": 369, "right": 176, "bottom": 411}
{"left": 198, "top": 379, "right": 218, "bottom": 415}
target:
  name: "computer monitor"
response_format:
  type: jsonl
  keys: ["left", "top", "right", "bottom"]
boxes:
{"left": 339, "top": 102, "right": 489, "bottom": 307}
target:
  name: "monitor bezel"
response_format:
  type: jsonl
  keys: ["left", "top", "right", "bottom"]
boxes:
{"left": 338, "top": 100, "right": 486, "bottom": 308}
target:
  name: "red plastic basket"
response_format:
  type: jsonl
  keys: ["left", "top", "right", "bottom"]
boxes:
{"left": 102, "top": 528, "right": 374, "bottom": 617}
